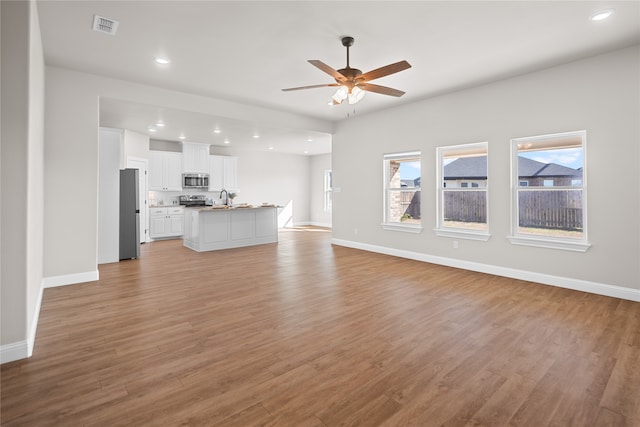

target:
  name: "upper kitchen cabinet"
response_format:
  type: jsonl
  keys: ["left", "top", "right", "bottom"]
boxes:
{"left": 209, "top": 155, "right": 238, "bottom": 192}
{"left": 149, "top": 151, "right": 182, "bottom": 191}
{"left": 182, "top": 142, "right": 210, "bottom": 174}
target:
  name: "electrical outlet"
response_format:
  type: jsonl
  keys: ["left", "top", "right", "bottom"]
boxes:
{"left": 354, "top": 228, "right": 358, "bottom": 235}
{"left": 453, "top": 240, "right": 459, "bottom": 249}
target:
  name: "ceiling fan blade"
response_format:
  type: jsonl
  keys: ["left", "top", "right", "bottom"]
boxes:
{"left": 358, "top": 60, "right": 412, "bottom": 82}
{"left": 308, "top": 60, "right": 346, "bottom": 81}
{"left": 282, "top": 83, "right": 340, "bottom": 92}
{"left": 358, "top": 82, "right": 406, "bottom": 97}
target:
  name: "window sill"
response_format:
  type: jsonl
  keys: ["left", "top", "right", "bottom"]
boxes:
{"left": 434, "top": 228, "right": 491, "bottom": 241}
{"left": 382, "top": 223, "right": 423, "bottom": 233}
{"left": 507, "top": 235, "right": 591, "bottom": 252}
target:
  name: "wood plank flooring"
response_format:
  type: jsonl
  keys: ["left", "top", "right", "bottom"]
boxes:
{"left": 2, "top": 227, "right": 639, "bottom": 426}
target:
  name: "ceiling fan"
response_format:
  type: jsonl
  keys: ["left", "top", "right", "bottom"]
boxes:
{"left": 282, "top": 36, "right": 411, "bottom": 105}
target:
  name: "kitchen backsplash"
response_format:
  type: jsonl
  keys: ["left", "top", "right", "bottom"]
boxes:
{"left": 149, "top": 190, "right": 235, "bottom": 206}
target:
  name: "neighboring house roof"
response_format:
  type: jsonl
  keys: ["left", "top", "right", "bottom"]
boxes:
{"left": 517, "top": 157, "right": 582, "bottom": 178}
{"left": 401, "top": 177, "right": 421, "bottom": 187}
{"left": 443, "top": 156, "right": 582, "bottom": 179}
{"left": 444, "top": 156, "right": 488, "bottom": 179}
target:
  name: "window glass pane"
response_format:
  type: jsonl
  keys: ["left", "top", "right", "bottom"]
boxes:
{"left": 518, "top": 189, "right": 583, "bottom": 238}
{"left": 442, "top": 154, "right": 488, "bottom": 188}
{"left": 324, "top": 170, "right": 332, "bottom": 211}
{"left": 518, "top": 147, "right": 583, "bottom": 188}
{"left": 514, "top": 132, "right": 585, "bottom": 240}
{"left": 442, "top": 190, "right": 488, "bottom": 231}
{"left": 390, "top": 158, "right": 420, "bottom": 189}
{"left": 388, "top": 190, "right": 421, "bottom": 223}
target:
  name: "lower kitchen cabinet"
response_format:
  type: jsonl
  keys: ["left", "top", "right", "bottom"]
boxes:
{"left": 183, "top": 206, "right": 277, "bottom": 252}
{"left": 149, "top": 206, "right": 184, "bottom": 239}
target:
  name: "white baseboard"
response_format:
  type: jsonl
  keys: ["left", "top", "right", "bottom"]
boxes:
{"left": 282, "top": 221, "right": 332, "bottom": 228}
{"left": 28, "top": 284, "right": 44, "bottom": 357}
{"left": 1, "top": 281, "right": 44, "bottom": 364}
{"left": 43, "top": 270, "right": 99, "bottom": 288}
{"left": 0, "top": 341, "right": 29, "bottom": 364}
{"left": 331, "top": 238, "right": 640, "bottom": 302}
{"left": 309, "top": 221, "right": 332, "bottom": 228}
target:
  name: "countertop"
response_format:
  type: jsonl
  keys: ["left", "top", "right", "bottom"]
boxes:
{"left": 185, "top": 204, "right": 278, "bottom": 211}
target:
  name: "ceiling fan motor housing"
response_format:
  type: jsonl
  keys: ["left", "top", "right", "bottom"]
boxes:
{"left": 341, "top": 36, "right": 355, "bottom": 47}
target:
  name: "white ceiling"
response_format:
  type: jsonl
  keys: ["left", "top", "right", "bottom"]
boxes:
{"left": 36, "top": 1, "right": 640, "bottom": 155}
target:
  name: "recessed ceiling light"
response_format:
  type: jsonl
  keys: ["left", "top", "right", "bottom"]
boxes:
{"left": 307, "top": 138, "right": 313, "bottom": 142}
{"left": 155, "top": 57, "right": 170, "bottom": 65}
{"left": 223, "top": 140, "right": 230, "bottom": 144}
{"left": 253, "top": 134, "right": 260, "bottom": 139}
{"left": 178, "top": 135, "right": 186, "bottom": 140}
{"left": 268, "top": 146, "right": 274, "bottom": 150}
{"left": 304, "top": 150, "right": 309, "bottom": 154}
{"left": 591, "top": 9, "right": 614, "bottom": 21}
{"left": 155, "top": 122, "right": 165, "bottom": 127}
{"left": 148, "top": 127, "right": 157, "bottom": 132}
{"left": 213, "top": 129, "right": 222, "bottom": 134}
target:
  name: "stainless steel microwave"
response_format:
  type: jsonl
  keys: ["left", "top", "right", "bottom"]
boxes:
{"left": 182, "top": 173, "right": 209, "bottom": 189}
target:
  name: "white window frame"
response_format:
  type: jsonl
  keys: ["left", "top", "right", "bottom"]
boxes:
{"left": 508, "top": 130, "right": 590, "bottom": 252}
{"left": 324, "top": 170, "right": 332, "bottom": 212}
{"left": 382, "top": 151, "right": 422, "bottom": 233}
{"left": 435, "top": 142, "right": 490, "bottom": 241}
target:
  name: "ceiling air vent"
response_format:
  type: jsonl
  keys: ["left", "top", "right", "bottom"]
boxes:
{"left": 92, "top": 15, "right": 119, "bottom": 35}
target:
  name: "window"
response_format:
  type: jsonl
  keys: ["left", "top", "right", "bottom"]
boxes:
{"left": 324, "top": 170, "right": 332, "bottom": 211}
{"left": 383, "top": 151, "right": 421, "bottom": 232}
{"left": 435, "top": 142, "right": 490, "bottom": 240}
{"left": 509, "top": 130, "right": 590, "bottom": 252}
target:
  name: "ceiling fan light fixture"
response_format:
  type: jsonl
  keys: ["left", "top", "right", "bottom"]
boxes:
{"left": 332, "top": 86, "right": 348, "bottom": 104}
{"left": 348, "top": 86, "right": 365, "bottom": 104}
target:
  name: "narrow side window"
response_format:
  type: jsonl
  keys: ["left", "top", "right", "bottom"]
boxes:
{"left": 383, "top": 152, "right": 422, "bottom": 233}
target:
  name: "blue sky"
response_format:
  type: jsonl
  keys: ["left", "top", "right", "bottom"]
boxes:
{"left": 398, "top": 147, "right": 582, "bottom": 181}
{"left": 399, "top": 161, "right": 421, "bottom": 180}
{"left": 519, "top": 147, "right": 583, "bottom": 170}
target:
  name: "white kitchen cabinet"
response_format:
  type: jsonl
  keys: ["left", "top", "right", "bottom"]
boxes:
{"left": 149, "top": 151, "right": 182, "bottom": 191}
{"left": 223, "top": 156, "right": 238, "bottom": 190}
{"left": 182, "top": 142, "right": 210, "bottom": 173}
{"left": 149, "top": 206, "right": 184, "bottom": 239}
{"left": 209, "top": 155, "right": 238, "bottom": 192}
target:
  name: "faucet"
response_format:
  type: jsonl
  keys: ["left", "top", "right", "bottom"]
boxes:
{"left": 219, "top": 188, "right": 228, "bottom": 206}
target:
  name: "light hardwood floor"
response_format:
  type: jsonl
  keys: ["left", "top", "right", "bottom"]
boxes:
{"left": 2, "top": 227, "right": 639, "bottom": 426}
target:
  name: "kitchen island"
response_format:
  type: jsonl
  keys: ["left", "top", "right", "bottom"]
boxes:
{"left": 183, "top": 205, "right": 278, "bottom": 252}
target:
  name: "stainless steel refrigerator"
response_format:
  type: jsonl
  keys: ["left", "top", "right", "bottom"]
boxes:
{"left": 120, "top": 168, "right": 140, "bottom": 260}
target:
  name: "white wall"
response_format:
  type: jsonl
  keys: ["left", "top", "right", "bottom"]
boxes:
{"left": 310, "top": 154, "right": 332, "bottom": 227}
{"left": 122, "top": 129, "right": 149, "bottom": 168}
{"left": 332, "top": 45, "right": 640, "bottom": 296}
{"left": 211, "top": 146, "right": 311, "bottom": 226}
{"left": 237, "top": 149, "right": 310, "bottom": 226}
{"left": 98, "top": 128, "right": 122, "bottom": 264}
{"left": 1, "top": 0, "right": 45, "bottom": 363}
